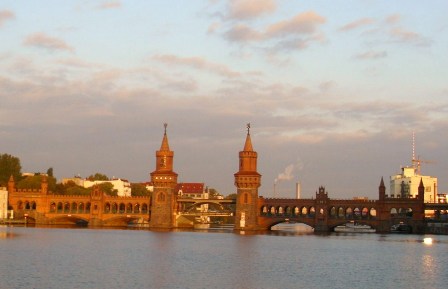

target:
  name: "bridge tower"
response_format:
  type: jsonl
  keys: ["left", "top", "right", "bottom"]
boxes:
{"left": 149, "top": 124, "right": 178, "bottom": 229}
{"left": 234, "top": 124, "right": 262, "bottom": 230}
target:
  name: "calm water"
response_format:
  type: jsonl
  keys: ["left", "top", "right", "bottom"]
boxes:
{"left": 1, "top": 225, "right": 447, "bottom": 289}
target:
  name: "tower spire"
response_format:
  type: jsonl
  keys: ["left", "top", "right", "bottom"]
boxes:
{"left": 160, "top": 123, "right": 170, "bottom": 151}
{"left": 243, "top": 123, "right": 253, "bottom": 152}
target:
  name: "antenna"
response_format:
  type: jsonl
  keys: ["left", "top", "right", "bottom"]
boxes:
{"left": 412, "top": 131, "right": 415, "bottom": 166}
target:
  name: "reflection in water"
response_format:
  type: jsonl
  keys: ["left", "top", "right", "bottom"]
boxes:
{"left": 0, "top": 226, "right": 447, "bottom": 289}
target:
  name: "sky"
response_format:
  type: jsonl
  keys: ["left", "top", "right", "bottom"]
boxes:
{"left": 1, "top": 0, "right": 447, "bottom": 199}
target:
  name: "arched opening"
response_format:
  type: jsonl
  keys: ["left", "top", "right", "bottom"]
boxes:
{"left": 346, "top": 207, "right": 353, "bottom": 218}
{"left": 270, "top": 206, "right": 276, "bottom": 215}
{"left": 309, "top": 207, "right": 315, "bottom": 218}
{"left": 104, "top": 202, "right": 111, "bottom": 213}
{"left": 293, "top": 207, "right": 300, "bottom": 216}
{"left": 64, "top": 202, "right": 70, "bottom": 213}
{"left": 338, "top": 207, "right": 344, "bottom": 218}
{"left": 134, "top": 204, "right": 140, "bottom": 214}
{"left": 85, "top": 202, "right": 91, "bottom": 213}
{"left": 119, "top": 203, "right": 125, "bottom": 214}
{"left": 50, "top": 202, "right": 56, "bottom": 213}
{"left": 157, "top": 192, "right": 166, "bottom": 203}
{"left": 57, "top": 202, "right": 63, "bottom": 213}
{"left": 111, "top": 203, "right": 117, "bottom": 213}
{"left": 390, "top": 208, "right": 397, "bottom": 217}
{"left": 278, "top": 206, "right": 284, "bottom": 216}
{"left": 141, "top": 203, "right": 148, "bottom": 214}
{"left": 25, "top": 201, "right": 30, "bottom": 210}
{"left": 370, "top": 208, "right": 377, "bottom": 218}
{"left": 31, "top": 201, "right": 36, "bottom": 210}
{"left": 354, "top": 207, "right": 361, "bottom": 219}
{"left": 126, "top": 203, "right": 133, "bottom": 213}
{"left": 361, "top": 207, "right": 369, "bottom": 219}
{"left": 71, "top": 202, "right": 78, "bottom": 213}
{"left": 261, "top": 206, "right": 268, "bottom": 215}
{"left": 17, "top": 201, "right": 23, "bottom": 210}
{"left": 330, "top": 207, "right": 337, "bottom": 218}
{"left": 285, "top": 206, "right": 292, "bottom": 216}
{"left": 78, "top": 203, "right": 85, "bottom": 213}
{"left": 301, "top": 207, "right": 308, "bottom": 216}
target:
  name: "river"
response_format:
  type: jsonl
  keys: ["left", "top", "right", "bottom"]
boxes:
{"left": 0, "top": 225, "right": 447, "bottom": 289}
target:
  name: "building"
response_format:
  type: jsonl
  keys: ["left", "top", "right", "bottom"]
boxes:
{"left": 62, "top": 177, "right": 132, "bottom": 197}
{"left": 0, "top": 187, "right": 9, "bottom": 219}
{"left": 176, "top": 183, "right": 208, "bottom": 199}
{"left": 390, "top": 166, "right": 437, "bottom": 203}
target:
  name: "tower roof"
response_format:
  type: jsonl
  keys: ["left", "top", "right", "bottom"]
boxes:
{"left": 243, "top": 123, "right": 253, "bottom": 151}
{"left": 159, "top": 123, "right": 170, "bottom": 151}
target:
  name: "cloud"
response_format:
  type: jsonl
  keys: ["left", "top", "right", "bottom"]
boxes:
{"left": 389, "top": 27, "right": 431, "bottom": 46}
{"left": 224, "top": 10, "right": 326, "bottom": 47}
{"left": 385, "top": 14, "right": 401, "bottom": 25}
{"left": 339, "top": 18, "right": 375, "bottom": 31}
{"left": 0, "top": 9, "right": 15, "bottom": 28}
{"left": 354, "top": 50, "right": 388, "bottom": 60}
{"left": 227, "top": 0, "right": 276, "bottom": 20}
{"left": 152, "top": 54, "right": 241, "bottom": 78}
{"left": 97, "top": 1, "right": 122, "bottom": 10}
{"left": 23, "top": 32, "right": 74, "bottom": 52}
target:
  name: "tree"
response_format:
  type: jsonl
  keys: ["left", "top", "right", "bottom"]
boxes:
{"left": 0, "top": 153, "right": 22, "bottom": 186}
{"left": 17, "top": 175, "right": 57, "bottom": 192}
{"left": 87, "top": 173, "right": 109, "bottom": 181}
{"left": 97, "top": 182, "right": 118, "bottom": 196}
{"left": 208, "top": 188, "right": 223, "bottom": 199}
{"left": 225, "top": 193, "right": 237, "bottom": 200}
{"left": 47, "top": 167, "right": 54, "bottom": 177}
{"left": 131, "top": 183, "right": 151, "bottom": 197}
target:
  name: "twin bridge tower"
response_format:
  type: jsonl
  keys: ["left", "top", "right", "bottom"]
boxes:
{"left": 149, "top": 124, "right": 427, "bottom": 233}
{"left": 149, "top": 123, "right": 260, "bottom": 230}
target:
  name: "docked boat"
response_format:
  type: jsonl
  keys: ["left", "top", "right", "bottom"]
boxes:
{"left": 334, "top": 222, "right": 375, "bottom": 233}
{"left": 391, "top": 223, "right": 412, "bottom": 233}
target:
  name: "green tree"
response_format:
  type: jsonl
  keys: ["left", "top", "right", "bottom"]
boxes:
{"left": 47, "top": 167, "right": 54, "bottom": 177}
{"left": 131, "top": 183, "right": 151, "bottom": 197}
{"left": 97, "top": 182, "right": 118, "bottom": 196}
{"left": 208, "top": 188, "right": 223, "bottom": 199}
{"left": 225, "top": 193, "right": 237, "bottom": 199}
{"left": 87, "top": 173, "right": 109, "bottom": 181}
{"left": 17, "top": 175, "right": 57, "bottom": 192}
{"left": 0, "top": 153, "right": 22, "bottom": 186}
{"left": 66, "top": 185, "right": 90, "bottom": 195}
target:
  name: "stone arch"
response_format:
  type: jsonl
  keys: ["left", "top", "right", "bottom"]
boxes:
{"left": 79, "top": 203, "right": 85, "bottom": 213}
{"left": 354, "top": 207, "right": 361, "bottom": 219}
{"left": 278, "top": 206, "right": 284, "bottom": 215}
{"left": 370, "top": 208, "right": 377, "bottom": 218}
{"left": 86, "top": 202, "right": 91, "bottom": 213}
{"left": 31, "top": 201, "right": 37, "bottom": 210}
{"left": 71, "top": 202, "right": 78, "bottom": 213}
{"left": 285, "top": 206, "right": 292, "bottom": 216}
{"left": 270, "top": 206, "right": 276, "bottom": 215}
{"left": 361, "top": 207, "right": 369, "bottom": 219}
{"left": 261, "top": 206, "right": 268, "bottom": 215}
{"left": 134, "top": 203, "right": 140, "bottom": 214}
{"left": 17, "top": 200, "right": 23, "bottom": 210}
{"left": 119, "top": 203, "right": 125, "bottom": 213}
{"left": 126, "top": 203, "right": 133, "bottom": 213}
{"left": 293, "top": 206, "right": 300, "bottom": 216}
{"left": 64, "top": 202, "right": 70, "bottom": 213}
{"left": 57, "top": 202, "right": 63, "bottom": 213}
{"left": 104, "top": 202, "right": 111, "bottom": 213}
{"left": 50, "top": 202, "right": 56, "bottom": 213}
{"left": 329, "top": 207, "right": 337, "bottom": 218}
{"left": 112, "top": 203, "right": 118, "bottom": 213}
{"left": 390, "top": 208, "right": 397, "bottom": 217}
{"left": 338, "top": 207, "right": 344, "bottom": 218}
{"left": 157, "top": 192, "right": 166, "bottom": 203}
{"left": 309, "top": 207, "right": 315, "bottom": 217}
{"left": 25, "top": 201, "right": 30, "bottom": 210}
{"left": 141, "top": 203, "right": 148, "bottom": 214}
{"left": 301, "top": 206, "right": 308, "bottom": 215}
{"left": 346, "top": 207, "right": 353, "bottom": 218}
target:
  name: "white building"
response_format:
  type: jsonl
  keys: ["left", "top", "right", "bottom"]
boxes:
{"left": 390, "top": 166, "right": 438, "bottom": 203}
{"left": 0, "top": 187, "right": 9, "bottom": 219}
{"left": 62, "top": 177, "right": 132, "bottom": 197}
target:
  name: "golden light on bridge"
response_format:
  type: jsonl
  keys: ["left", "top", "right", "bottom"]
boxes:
{"left": 423, "top": 237, "right": 433, "bottom": 245}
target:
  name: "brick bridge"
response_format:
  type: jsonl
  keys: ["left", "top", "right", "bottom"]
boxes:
{"left": 6, "top": 124, "right": 445, "bottom": 232}
{"left": 7, "top": 177, "right": 150, "bottom": 226}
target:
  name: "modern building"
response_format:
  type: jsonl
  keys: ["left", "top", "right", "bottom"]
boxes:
{"left": 390, "top": 166, "right": 437, "bottom": 203}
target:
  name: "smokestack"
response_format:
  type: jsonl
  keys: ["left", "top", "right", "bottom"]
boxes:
{"left": 296, "top": 182, "right": 301, "bottom": 199}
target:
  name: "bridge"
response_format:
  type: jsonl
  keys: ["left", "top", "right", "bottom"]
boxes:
{"left": 6, "top": 124, "right": 447, "bottom": 233}
{"left": 7, "top": 178, "right": 150, "bottom": 227}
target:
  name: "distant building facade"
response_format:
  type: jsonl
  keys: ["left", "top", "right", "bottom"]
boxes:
{"left": 0, "top": 187, "right": 9, "bottom": 219}
{"left": 390, "top": 166, "right": 437, "bottom": 202}
{"left": 62, "top": 177, "right": 132, "bottom": 197}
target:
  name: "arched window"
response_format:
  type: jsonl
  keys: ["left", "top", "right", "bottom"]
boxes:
{"left": 157, "top": 192, "right": 166, "bottom": 203}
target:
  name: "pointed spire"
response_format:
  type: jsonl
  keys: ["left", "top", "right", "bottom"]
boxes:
{"left": 380, "top": 177, "right": 385, "bottom": 188}
{"left": 243, "top": 123, "right": 253, "bottom": 151}
{"left": 160, "top": 123, "right": 170, "bottom": 151}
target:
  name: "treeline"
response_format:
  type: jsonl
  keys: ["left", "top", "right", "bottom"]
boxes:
{"left": 0, "top": 153, "right": 150, "bottom": 196}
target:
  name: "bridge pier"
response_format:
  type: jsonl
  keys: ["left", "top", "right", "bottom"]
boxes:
{"left": 88, "top": 218, "right": 104, "bottom": 227}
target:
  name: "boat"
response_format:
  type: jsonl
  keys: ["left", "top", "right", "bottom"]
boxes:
{"left": 391, "top": 223, "right": 412, "bottom": 233}
{"left": 334, "top": 222, "right": 375, "bottom": 233}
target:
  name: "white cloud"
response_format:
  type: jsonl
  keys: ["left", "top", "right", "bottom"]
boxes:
{"left": 23, "top": 32, "right": 74, "bottom": 52}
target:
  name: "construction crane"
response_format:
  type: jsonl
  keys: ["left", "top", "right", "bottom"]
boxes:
{"left": 411, "top": 132, "right": 435, "bottom": 175}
